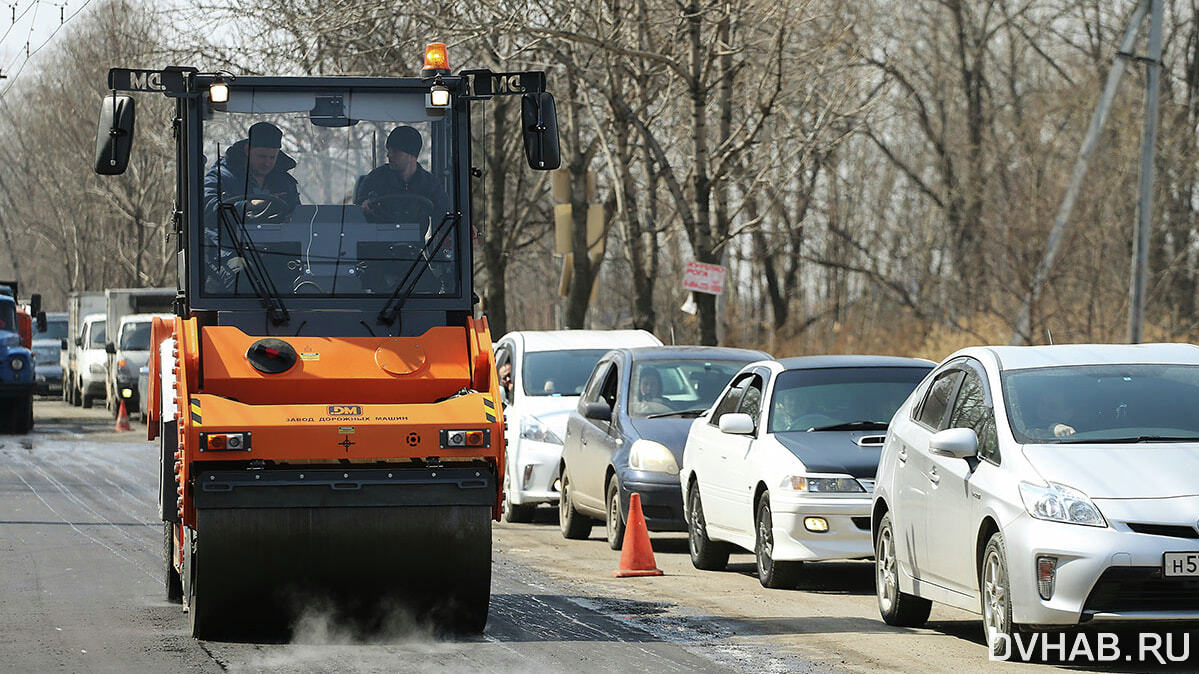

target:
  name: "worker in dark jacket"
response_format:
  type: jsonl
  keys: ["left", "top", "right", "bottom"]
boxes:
{"left": 203, "top": 121, "right": 300, "bottom": 223}
{"left": 354, "top": 126, "right": 451, "bottom": 228}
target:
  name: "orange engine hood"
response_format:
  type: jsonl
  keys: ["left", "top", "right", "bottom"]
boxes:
{"left": 199, "top": 325, "right": 472, "bottom": 404}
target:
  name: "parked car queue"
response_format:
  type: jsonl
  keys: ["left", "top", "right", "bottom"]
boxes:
{"left": 496, "top": 332, "right": 1199, "bottom": 657}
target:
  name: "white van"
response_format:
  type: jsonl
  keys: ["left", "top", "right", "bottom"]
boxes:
{"left": 494, "top": 329, "right": 662, "bottom": 522}
{"left": 76, "top": 313, "right": 107, "bottom": 408}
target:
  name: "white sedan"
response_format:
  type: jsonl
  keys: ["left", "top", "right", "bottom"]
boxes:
{"left": 873, "top": 343, "right": 1199, "bottom": 656}
{"left": 681, "top": 356, "right": 933, "bottom": 588}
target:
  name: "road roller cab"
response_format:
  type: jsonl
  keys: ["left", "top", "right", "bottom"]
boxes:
{"left": 94, "top": 47, "right": 560, "bottom": 637}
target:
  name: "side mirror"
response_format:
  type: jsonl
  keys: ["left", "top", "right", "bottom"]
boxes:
{"left": 521, "top": 92, "right": 561, "bottom": 171}
{"left": 60, "top": 338, "right": 68, "bottom": 350}
{"left": 30, "top": 293, "right": 41, "bottom": 316}
{"left": 74, "top": 337, "right": 82, "bottom": 347}
{"left": 105, "top": 342, "right": 117, "bottom": 355}
{"left": 581, "top": 401, "right": 612, "bottom": 422}
{"left": 929, "top": 427, "right": 978, "bottom": 459}
{"left": 36, "top": 311, "right": 46, "bottom": 333}
{"left": 718, "top": 413, "right": 756, "bottom": 435}
{"left": 94, "top": 94, "right": 136, "bottom": 175}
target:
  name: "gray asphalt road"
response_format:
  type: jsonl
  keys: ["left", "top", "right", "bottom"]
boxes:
{"left": 0, "top": 401, "right": 804, "bottom": 673}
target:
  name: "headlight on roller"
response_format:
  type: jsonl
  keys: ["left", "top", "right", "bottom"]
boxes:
{"left": 628, "top": 439, "right": 679, "bottom": 475}
{"left": 1018, "top": 482, "right": 1106, "bottom": 527}
{"left": 519, "top": 415, "right": 563, "bottom": 445}
{"left": 781, "top": 475, "right": 865, "bottom": 493}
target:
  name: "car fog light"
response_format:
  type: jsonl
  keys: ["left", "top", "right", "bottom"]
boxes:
{"left": 522, "top": 464, "right": 534, "bottom": 486}
{"left": 1037, "top": 556, "right": 1057, "bottom": 600}
{"left": 552, "top": 477, "right": 561, "bottom": 493}
{"left": 121, "top": 387, "right": 133, "bottom": 399}
{"left": 804, "top": 517, "right": 829, "bottom": 533}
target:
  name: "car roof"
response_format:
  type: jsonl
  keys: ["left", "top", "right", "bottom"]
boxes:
{"left": 775, "top": 355, "right": 935, "bottom": 370}
{"left": 119, "top": 313, "right": 172, "bottom": 324}
{"left": 508, "top": 329, "right": 662, "bottom": 352}
{"left": 623, "top": 345, "right": 771, "bottom": 361}
{"left": 980, "top": 343, "right": 1199, "bottom": 370}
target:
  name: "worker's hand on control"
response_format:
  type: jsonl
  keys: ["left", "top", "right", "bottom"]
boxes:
{"left": 228, "top": 256, "right": 246, "bottom": 274}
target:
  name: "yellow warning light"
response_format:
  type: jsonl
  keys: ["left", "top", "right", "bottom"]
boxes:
{"left": 424, "top": 43, "right": 450, "bottom": 72}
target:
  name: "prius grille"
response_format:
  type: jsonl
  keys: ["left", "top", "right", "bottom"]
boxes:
{"left": 1082, "top": 567, "right": 1199, "bottom": 615}
{"left": 1126, "top": 523, "right": 1199, "bottom": 539}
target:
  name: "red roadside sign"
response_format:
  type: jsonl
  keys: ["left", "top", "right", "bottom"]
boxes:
{"left": 682, "top": 261, "right": 726, "bottom": 295}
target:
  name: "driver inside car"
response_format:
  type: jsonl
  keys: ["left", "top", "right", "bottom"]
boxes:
{"left": 354, "top": 125, "right": 451, "bottom": 229}
{"left": 203, "top": 121, "right": 300, "bottom": 224}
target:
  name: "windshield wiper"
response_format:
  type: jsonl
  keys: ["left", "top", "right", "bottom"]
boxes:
{"left": 807, "top": 420, "right": 890, "bottom": 432}
{"left": 646, "top": 408, "right": 709, "bottom": 419}
{"left": 377, "top": 211, "right": 460, "bottom": 327}
{"left": 1056, "top": 435, "right": 1199, "bottom": 444}
{"left": 216, "top": 202, "right": 289, "bottom": 324}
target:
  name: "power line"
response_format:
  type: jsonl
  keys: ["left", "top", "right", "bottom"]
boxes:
{"left": 0, "top": 0, "right": 95, "bottom": 98}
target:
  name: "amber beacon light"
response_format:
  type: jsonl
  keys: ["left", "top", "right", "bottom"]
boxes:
{"left": 423, "top": 43, "right": 450, "bottom": 72}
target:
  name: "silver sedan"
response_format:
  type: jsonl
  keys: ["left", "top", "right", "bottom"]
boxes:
{"left": 872, "top": 343, "right": 1199, "bottom": 656}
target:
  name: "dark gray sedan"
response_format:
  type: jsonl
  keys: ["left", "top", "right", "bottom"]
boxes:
{"left": 558, "top": 346, "right": 769, "bottom": 548}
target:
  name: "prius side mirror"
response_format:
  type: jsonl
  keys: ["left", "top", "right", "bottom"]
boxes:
{"left": 718, "top": 413, "right": 755, "bottom": 435}
{"left": 929, "top": 427, "right": 978, "bottom": 459}
{"left": 521, "top": 92, "right": 560, "bottom": 171}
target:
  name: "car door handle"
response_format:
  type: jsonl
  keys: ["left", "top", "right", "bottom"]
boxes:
{"left": 928, "top": 467, "right": 940, "bottom": 485}
{"left": 897, "top": 446, "right": 908, "bottom": 463}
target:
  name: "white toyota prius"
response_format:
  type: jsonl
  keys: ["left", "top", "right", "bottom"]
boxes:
{"left": 873, "top": 343, "right": 1199, "bottom": 655}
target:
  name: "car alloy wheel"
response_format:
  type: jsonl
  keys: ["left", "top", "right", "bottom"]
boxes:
{"left": 755, "top": 492, "right": 801, "bottom": 589}
{"left": 874, "top": 512, "right": 931, "bottom": 626}
{"left": 687, "top": 481, "right": 730, "bottom": 571}
{"left": 606, "top": 477, "right": 625, "bottom": 550}
{"left": 558, "top": 470, "right": 593, "bottom": 540}
{"left": 981, "top": 532, "right": 1016, "bottom": 657}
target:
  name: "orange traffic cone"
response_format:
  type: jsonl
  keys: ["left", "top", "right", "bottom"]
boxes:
{"left": 612, "top": 492, "right": 663, "bottom": 578}
{"left": 115, "top": 399, "right": 132, "bottom": 432}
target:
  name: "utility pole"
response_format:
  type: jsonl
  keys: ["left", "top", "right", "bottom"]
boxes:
{"left": 1009, "top": 0, "right": 1150, "bottom": 345}
{"left": 1128, "top": 0, "right": 1163, "bottom": 343}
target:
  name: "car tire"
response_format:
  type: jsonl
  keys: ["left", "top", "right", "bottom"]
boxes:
{"left": 501, "top": 482, "right": 535, "bottom": 523}
{"left": 875, "top": 511, "right": 932, "bottom": 627}
{"left": 605, "top": 477, "right": 626, "bottom": 550}
{"left": 687, "top": 481, "right": 731, "bottom": 571}
{"left": 981, "top": 532, "right": 1019, "bottom": 659}
{"left": 755, "top": 492, "right": 802, "bottom": 589}
{"left": 81, "top": 391, "right": 93, "bottom": 409}
{"left": 558, "top": 470, "right": 593, "bottom": 540}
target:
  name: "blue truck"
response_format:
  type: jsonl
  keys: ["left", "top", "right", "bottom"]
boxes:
{"left": 0, "top": 282, "right": 45, "bottom": 434}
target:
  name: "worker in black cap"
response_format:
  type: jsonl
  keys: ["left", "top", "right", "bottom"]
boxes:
{"left": 354, "top": 125, "right": 450, "bottom": 226}
{"left": 203, "top": 121, "right": 301, "bottom": 223}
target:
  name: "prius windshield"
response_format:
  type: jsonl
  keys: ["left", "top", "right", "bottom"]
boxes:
{"left": 1003, "top": 364, "right": 1199, "bottom": 443}
{"left": 201, "top": 87, "right": 460, "bottom": 298}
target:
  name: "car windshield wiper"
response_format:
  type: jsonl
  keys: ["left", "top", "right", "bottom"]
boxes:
{"left": 646, "top": 408, "right": 709, "bottom": 419}
{"left": 216, "top": 202, "right": 289, "bottom": 324}
{"left": 807, "top": 420, "right": 890, "bottom": 432}
{"left": 377, "top": 211, "right": 460, "bottom": 327}
{"left": 1056, "top": 435, "right": 1199, "bottom": 444}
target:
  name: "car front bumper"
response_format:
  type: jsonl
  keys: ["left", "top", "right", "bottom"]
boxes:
{"left": 769, "top": 492, "right": 874, "bottom": 561}
{"left": 1005, "top": 501, "right": 1199, "bottom": 627}
{"left": 507, "top": 437, "right": 564, "bottom": 505}
{"left": 619, "top": 472, "right": 685, "bottom": 532}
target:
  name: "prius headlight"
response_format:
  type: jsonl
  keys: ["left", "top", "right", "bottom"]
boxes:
{"left": 628, "top": 439, "right": 679, "bottom": 475}
{"left": 519, "top": 415, "right": 563, "bottom": 445}
{"left": 1019, "top": 482, "right": 1107, "bottom": 527}
{"left": 781, "top": 475, "right": 865, "bottom": 493}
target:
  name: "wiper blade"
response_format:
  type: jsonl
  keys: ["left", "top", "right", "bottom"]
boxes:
{"left": 646, "top": 408, "right": 709, "bottom": 419}
{"left": 216, "top": 203, "right": 289, "bottom": 324}
{"left": 1056, "top": 435, "right": 1199, "bottom": 444}
{"left": 807, "top": 421, "right": 890, "bottom": 432}
{"left": 377, "top": 211, "right": 460, "bottom": 327}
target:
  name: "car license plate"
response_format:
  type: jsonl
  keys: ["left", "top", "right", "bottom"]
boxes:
{"left": 1163, "top": 552, "right": 1199, "bottom": 577}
